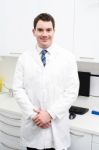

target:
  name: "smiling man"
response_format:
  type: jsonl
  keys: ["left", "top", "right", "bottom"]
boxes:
{"left": 13, "top": 13, "right": 79, "bottom": 150}
{"left": 33, "top": 19, "right": 54, "bottom": 49}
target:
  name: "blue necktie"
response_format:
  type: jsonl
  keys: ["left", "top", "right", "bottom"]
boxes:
{"left": 41, "top": 50, "right": 47, "bottom": 66}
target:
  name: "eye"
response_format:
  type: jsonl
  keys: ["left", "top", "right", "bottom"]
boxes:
{"left": 47, "top": 28, "right": 52, "bottom": 32}
{"left": 37, "top": 28, "right": 43, "bottom": 32}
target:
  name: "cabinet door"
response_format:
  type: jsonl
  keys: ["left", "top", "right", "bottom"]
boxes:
{"left": 68, "top": 130, "right": 92, "bottom": 150}
{"left": 92, "top": 135, "right": 99, "bottom": 150}
{"left": 0, "top": 0, "right": 39, "bottom": 56}
{"left": 92, "top": 143, "right": 99, "bottom": 150}
{"left": 38, "top": 0, "right": 75, "bottom": 52}
{"left": 74, "top": 0, "right": 99, "bottom": 62}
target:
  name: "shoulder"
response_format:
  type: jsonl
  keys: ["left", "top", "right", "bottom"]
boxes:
{"left": 17, "top": 49, "right": 33, "bottom": 62}
{"left": 15, "top": 49, "right": 34, "bottom": 68}
{"left": 54, "top": 44, "right": 76, "bottom": 62}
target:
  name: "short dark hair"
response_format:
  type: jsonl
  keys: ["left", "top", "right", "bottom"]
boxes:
{"left": 33, "top": 13, "right": 55, "bottom": 29}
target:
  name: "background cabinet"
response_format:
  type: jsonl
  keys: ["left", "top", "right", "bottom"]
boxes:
{"left": 68, "top": 130, "right": 92, "bottom": 150}
{"left": 74, "top": 0, "right": 99, "bottom": 62}
{"left": 0, "top": 0, "right": 39, "bottom": 56}
{"left": 68, "top": 130, "right": 99, "bottom": 150}
{"left": 0, "top": 0, "right": 74, "bottom": 56}
{"left": 1, "top": 0, "right": 99, "bottom": 62}
{"left": 38, "top": 0, "right": 75, "bottom": 52}
{"left": 92, "top": 135, "right": 99, "bottom": 150}
{"left": 92, "top": 144, "right": 99, "bottom": 150}
{"left": 0, "top": 110, "right": 26, "bottom": 150}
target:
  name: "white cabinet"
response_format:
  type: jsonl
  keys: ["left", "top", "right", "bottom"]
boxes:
{"left": 73, "top": 0, "right": 99, "bottom": 62}
{"left": 92, "top": 135, "right": 99, "bottom": 150}
{"left": 1, "top": 0, "right": 99, "bottom": 61}
{"left": 92, "top": 143, "right": 99, "bottom": 150}
{"left": 0, "top": 0, "right": 39, "bottom": 56}
{"left": 0, "top": 110, "right": 25, "bottom": 150}
{"left": 0, "top": 0, "right": 74, "bottom": 56}
{"left": 38, "top": 0, "right": 75, "bottom": 52}
{"left": 68, "top": 130, "right": 99, "bottom": 150}
{"left": 68, "top": 130, "right": 92, "bottom": 150}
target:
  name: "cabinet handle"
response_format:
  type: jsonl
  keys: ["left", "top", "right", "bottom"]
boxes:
{"left": 80, "top": 57, "right": 94, "bottom": 59}
{"left": 1, "top": 142, "right": 20, "bottom": 150}
{"left": 0, "top": 112, "right": 21, "bottom": 120}
{"left": 70, "top": 131, "right": 84, "bottom": 137}
{"left": 0, "top": 120, "right": 20, "bottom": 127}
{"left": 9, "top": 52, "right": 22, "bottom": 55}
{"left": 1, "top": 130, "right": 20, "bottom": 138}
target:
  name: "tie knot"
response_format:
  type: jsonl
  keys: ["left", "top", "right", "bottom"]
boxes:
{"left": 41, "top": 49, "right": 47, "bottom": 55}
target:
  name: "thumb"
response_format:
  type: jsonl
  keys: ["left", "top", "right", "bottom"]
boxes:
{"left": 33, "top": 109, "right": 40, "bottom": 114}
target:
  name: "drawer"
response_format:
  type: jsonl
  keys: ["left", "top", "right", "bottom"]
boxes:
{"left": 69, "top": 130, "right": 92, "bottom": 150}
{"left": 0, "top": 142, "right": 26, "bottom": 150}
{"left": 0, "top": 112, "right": 21, "bottom": 126}
{"left": 1, "top": 130, "right": 20, "bottom": 149}
{"left": 0, "top": 110, "right": 22, "bottom": 119}
{"left": 92, "top": 143, "right": 99, "bottom": 150}
{"left": 0, "top": 121, "right": 20, "bottom": 137}
{"left": 93, "top": 135, "right": 99, "bottom": 144}
{"left": 1, "top": 142, "right": 21, "bottom": 150}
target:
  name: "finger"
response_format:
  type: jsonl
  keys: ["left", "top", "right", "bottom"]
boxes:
{"left": 32, "top": 114, "right": 40, "bottom": 121}
{"left": 33, "top": 118, "right": 40, "bottom": 124}
{"left": 41, "top": 123, "right": 51, "bottom": 128}
{"left": 36, "top": 122, "right": 44, "bottom": 127}
{"left": 33, "top": 109, "right": 40, "bottom": 114}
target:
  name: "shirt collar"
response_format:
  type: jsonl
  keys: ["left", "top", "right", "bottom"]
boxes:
{"left": 36, "top": 44, "right": 54, "bottom": 55}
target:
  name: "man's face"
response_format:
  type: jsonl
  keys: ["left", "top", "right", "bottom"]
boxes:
{"left": 33, "top": 20, "right": 55, "bottom": 49}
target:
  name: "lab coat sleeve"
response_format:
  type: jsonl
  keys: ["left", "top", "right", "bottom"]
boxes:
{"left": 13, "top": 56, "right": 36, "bottom": 119}
{"left": 47, "top": 55, "right": 79, "bottom": 119}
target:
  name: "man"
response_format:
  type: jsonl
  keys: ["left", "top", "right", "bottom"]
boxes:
{"left": 13, "top": 13, "right": 79, "bottom": 150}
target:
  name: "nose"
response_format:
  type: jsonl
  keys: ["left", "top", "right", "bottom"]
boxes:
{"left": 42, "top": 30, "right": 47, "bottom": 36}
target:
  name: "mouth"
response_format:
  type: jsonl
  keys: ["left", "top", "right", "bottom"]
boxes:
{"left": 41, "top": 38, "right": 48, "bottom": 42}
{"left": 40, "top": 36, "right": 48, "bottom": 40}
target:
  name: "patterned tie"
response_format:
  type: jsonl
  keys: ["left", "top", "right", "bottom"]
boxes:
{"left": 41, "top": 50, "right": 47, "bottom": 66}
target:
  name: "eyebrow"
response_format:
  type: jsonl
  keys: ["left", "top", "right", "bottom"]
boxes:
{"left": 37, "top": 27, "right": 52, "bottom": 30}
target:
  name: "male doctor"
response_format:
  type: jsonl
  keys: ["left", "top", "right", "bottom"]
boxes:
{"left": 13, "top": 13, "right": 79, "bottom": 150}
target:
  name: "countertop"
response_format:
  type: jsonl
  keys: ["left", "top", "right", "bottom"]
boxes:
{"left": 70, "top": 96, "right": 99, "bottom": 135}
{"left": 0, "top": 93, "right": 99, "bottom": 135}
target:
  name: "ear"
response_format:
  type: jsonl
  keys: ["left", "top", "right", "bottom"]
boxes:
{"left": 32, "top": 28, "right": 35, "bottom": 36}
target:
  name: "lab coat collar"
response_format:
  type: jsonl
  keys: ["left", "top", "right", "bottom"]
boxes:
{"left": 36, "top": 43, "right": 56, "bottom": 55}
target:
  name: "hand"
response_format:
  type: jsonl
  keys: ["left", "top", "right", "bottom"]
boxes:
{"left": 33, "top": 110, "right": 52, "bottom": 128}
{"left": 40, "top": 121, "right": 51, "bottom": 129}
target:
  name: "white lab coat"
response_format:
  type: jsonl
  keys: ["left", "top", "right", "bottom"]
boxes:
{"left": 13, "top": 44, "right": 79, "bottom": 150}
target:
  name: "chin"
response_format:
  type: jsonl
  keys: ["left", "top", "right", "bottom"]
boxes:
{"left": 42, "top": 43, "right": 52, "bottom": 49}
{"left": 40, "top": 44, "right": 49, "bottom": 49}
